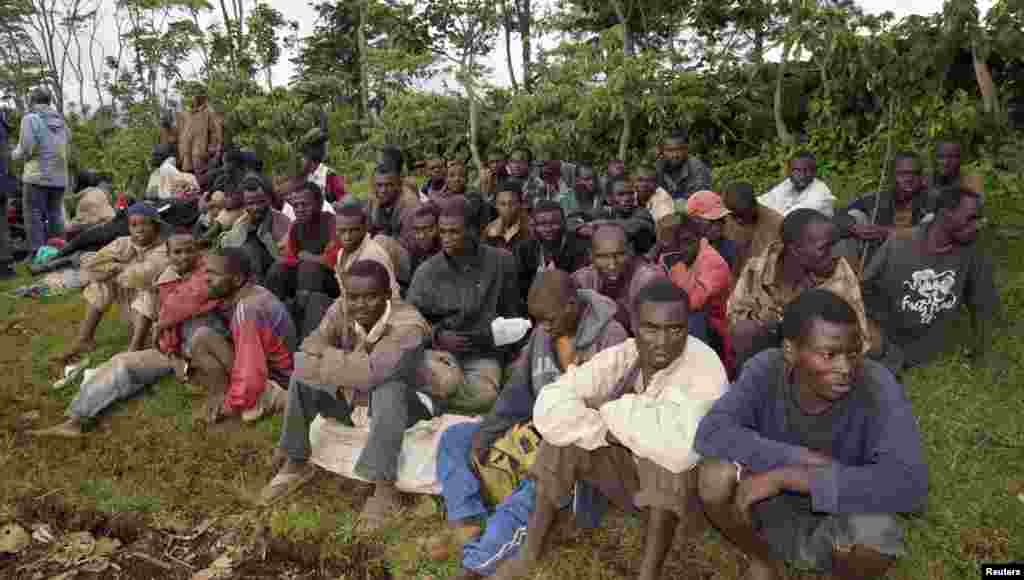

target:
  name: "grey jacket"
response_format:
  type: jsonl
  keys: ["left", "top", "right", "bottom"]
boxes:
{"left": 14, "top": 105, "right": 69, "bottom": 188}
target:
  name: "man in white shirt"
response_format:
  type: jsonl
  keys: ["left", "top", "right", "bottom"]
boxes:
{"left": 759, "top": 152, "right": 836, "bottom": 217}
{"left": 491, "top": 278, "right": 728, "bottom": 580}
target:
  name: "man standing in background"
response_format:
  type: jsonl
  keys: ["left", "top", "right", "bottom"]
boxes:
{"left": 12, "top": 88, "right": 70, "bottom": 255}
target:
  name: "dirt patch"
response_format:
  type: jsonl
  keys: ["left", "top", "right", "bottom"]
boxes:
{"left": 959, "top": 526, "right": 1011, "bottom": 562}
{"left": 2, "top": 493, "right": 392, "bottom": 580}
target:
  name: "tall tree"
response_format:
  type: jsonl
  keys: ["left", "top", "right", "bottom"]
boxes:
{"left": 246, "top": 3, "right": 297, "bottom": 91}
{"left": 426, "top": 0, "right": 500, "bottom": 173}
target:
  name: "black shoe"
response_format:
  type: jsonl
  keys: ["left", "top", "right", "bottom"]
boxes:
{"left": 0, "top": 263, "right": 16, "bottom": 280}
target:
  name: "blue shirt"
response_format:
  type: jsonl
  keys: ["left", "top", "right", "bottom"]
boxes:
{"left": 695, "top": 349, "right": 928, "bottom": 515}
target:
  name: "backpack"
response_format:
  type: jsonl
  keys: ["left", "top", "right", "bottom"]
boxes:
{"left": 473, "top": 422, "right": 542, "bottom": 506}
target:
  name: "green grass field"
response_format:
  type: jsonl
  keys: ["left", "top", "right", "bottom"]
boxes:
{"left": 0, "top": 204, "right": 1021, "bottom": 579}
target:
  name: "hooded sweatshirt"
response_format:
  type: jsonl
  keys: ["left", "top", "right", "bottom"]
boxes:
{"left": 14, "top": 104, "right": 69, "bottom": 188}
{"left": 473, "top": 289, "right": 629, "bottom": 453}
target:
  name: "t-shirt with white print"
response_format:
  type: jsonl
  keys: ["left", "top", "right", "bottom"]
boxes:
{"left": 862, "top": 225, "right": 999, "bottom": 367}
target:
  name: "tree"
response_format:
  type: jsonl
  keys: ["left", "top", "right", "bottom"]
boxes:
{"left": 0, "top": 0, "right": 48, "bottom": 111}
{"left": 246, "top": 3, "right": 298, "bottom": 91}
{"left": 426, "top": 0, "right": 501, "bottom": 173}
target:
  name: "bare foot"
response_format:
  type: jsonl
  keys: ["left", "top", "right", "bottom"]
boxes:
{"left": 425, "top": 522, "right": 483, "bottom": 561}
{"left": 53, "top": 339, "right": 96, "bottom": 364}
{"left": 30, "top": 419, "right": 86, "bottom": 438}
{"left": 744, "top": 558, "right": 782, "bottom": 580}
{"left": 358, "top": 485, "right": 401, "bottom": 532}
{"left": 490, "top": 556, "right": 536, "bottom": 580}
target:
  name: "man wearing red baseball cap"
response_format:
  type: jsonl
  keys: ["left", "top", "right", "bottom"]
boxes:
{"left": 688, "top": 190, "right": 739, "bottom": 272}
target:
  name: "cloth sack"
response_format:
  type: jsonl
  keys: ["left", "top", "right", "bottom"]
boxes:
{"left": 309, "top": 413, "right": 480, "bottom": 494}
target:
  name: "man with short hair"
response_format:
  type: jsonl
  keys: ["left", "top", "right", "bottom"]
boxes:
{"left": 569, "top": 162, "right": 600, "bottom": 221}
{"left": 655, "top": 129, "right": 712, "bottom": 200}
{"left": 583, "top": 179, "right": 656, "bottom": 255}
{"left": 491, "top": 279, "right": 728, "bottom": 580}
{"left": 862, "top": 187, "right": 999, "bottom": 373}
{"left": 329, "top": 203, "right": 401, "bottom": 300}
{"left": 397, "top": 203, "right": 441, "bottom": 290}
{"left": 432, "top": 270, "right": 629, "bottom": 576}
{"left": 421, "top": 157, "right": 448, "bottom": 202}
{"left": 12, "top": 87, "right": 71, "bottom": 254}
{"left": 190, "top": 247, "right": 297, "bottom": 423}
{"left": 33, "top": 233, "right": 226, "bottom": 438}
{"left": 929, "top": 141, "right": 962, "bottom": 203}
{"left": 660, "top": 212, "right": 736, "bottom": 376}
{"left": 688, "top": 190, "right": 739, "bottom": 271}
{"left": 445, "top": 162, "right": 496, "bottom": 236}
{"left": 408, "top": 198, "right": 521, "bottom": 412}
{"left": 265, "top": 182, "right": 340, "bottom": 339}
{"left": 634, "top": 164, "right": 675, "bottom": 223}
{"left": 836, "top": 152, "right": 933, "bottom": 267}
{"left": 57, "top": 203, "right": 169, "bottom": 363}
{"left": 723, "top": 182, "right": 784, "bottom": 274}
{"left": 572, "top": 223, "right": 665, "bottom": 335}
{"left": 728, "top": 209, "right": 870, "bottom": 366}
{"left": 484, "top": 179, "right": 531, "bottom": 252}
{"left": 534, "top": 156, "right": 578, "bottom": 213}
{"left": 259, "top": 260, "right": 432, "bottom": 529}
{"left": 505, "top": 148, "right": 545, "bottom": 206}
{"left": 696, "top": 289, "right": 928, "bottom": 580}
{"left": 759, "top": 152, "right": 836, "bottom": 217}
{"left": 513, "top": 200, "right": 589, "bottom": 305}
{"left": 369, "top": 146, "right": 421, "bottom": 238}
{"left": 220, "top": 173, "right": 292, "bottom": 280}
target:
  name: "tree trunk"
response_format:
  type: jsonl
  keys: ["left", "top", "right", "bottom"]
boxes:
{"left": 774, "top": 42, "right": 794, "bottom": 146}
{"left": 358, "top": 0, "right": 370, "bottom": 133}
{"left": 972, "top": 42, "right": 998, "bottom": 115}
{"left": 519, "top": 0, "right": 532, "bottom": 92}
{"left": 611, "top": 0, "right": 633, "bottom": 162}
{"left": 464, "top": 57, "right": 483, "bottom": 176}
{"left": 503, "top": 1, "right": 518, "bottom": 91}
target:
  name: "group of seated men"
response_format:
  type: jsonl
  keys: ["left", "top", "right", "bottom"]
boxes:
{"left": 30, "top": 132, "right": 999, "bottom": 580}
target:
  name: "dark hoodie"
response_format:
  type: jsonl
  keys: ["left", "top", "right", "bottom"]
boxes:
{"left": 15, "top": 104, "right": 69, "bottom": 188}
{"left": 473, "top": 289, "right": 629, "bottom": 453}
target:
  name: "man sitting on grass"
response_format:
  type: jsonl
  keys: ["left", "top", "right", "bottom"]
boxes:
{"left": 259, "top": 260, "right": 432, "bottom": 531}
{"left": 695, "top": 289, "right": 928, "bottom": 580}
{"left": 33, "top": 232, "right": 227, "bottom": 438}
{"left": 189, "top": 247, "right": 297, "bottom": 424}
{"left": 408, "top": 197, "right": 521, "bottom": 412}
{"left": 862, "top": 185, "right": 999, "bottom": 373}
{"left": 57, "top": 202, "right": 169, "bottom": 363}
{"left": 491, "top": 279, "right": 728, "bottom": 580}
{"left": 432, "top": 270, "right": 628, "bottom": 577}
{"left": 572, "top": 223, "right": 664, "bottom": 335}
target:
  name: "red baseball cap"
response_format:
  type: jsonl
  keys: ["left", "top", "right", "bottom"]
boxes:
{"left": 687, "top": 190, "right": 731, "bottom": 220}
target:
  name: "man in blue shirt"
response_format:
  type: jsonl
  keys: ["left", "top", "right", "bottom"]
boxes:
{"left": 696, "top": 289, "right": 928, "bottom": 580}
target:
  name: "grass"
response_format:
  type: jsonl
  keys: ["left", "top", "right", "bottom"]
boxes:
{"left": 79, "top": 478, "right": 162, "bottom": 514}
{"left": 0, "top": 200, "right": 1022, "bottom": 579}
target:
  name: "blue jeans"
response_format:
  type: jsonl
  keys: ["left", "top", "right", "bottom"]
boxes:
{"left": 437, "top": 421, "right": 489, "bottom": 523}
{"left": 437, "top": 422, "right": 607, "bottom": 576}
{"left": 24, "top": 183, "right": 65, "bottom": 252}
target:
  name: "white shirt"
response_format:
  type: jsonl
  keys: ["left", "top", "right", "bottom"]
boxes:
{"left": 282, "top": 163, "right": 337, "bottom": 220}
{"left": 758, "top": 177, "right": 836, "bottom": 217}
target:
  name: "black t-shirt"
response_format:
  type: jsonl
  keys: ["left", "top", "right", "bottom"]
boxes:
{"left": 862, "top": 226, "right": 999, "bottom": 367}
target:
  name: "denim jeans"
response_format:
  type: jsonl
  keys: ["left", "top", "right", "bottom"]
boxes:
{"left": 24, "top": 182, "right": 65, "bottom": 252}
{"left": 437, "top": 422, "right": 607, "bottom": 576}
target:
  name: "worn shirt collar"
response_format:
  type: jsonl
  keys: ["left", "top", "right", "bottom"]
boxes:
{"left": 443, "top": 238, "right": 483, "bottom": 272}
{"left": 353, "top": 299, "right": 393, "bottom": 346}
{"left": 757, "top": 240, "right": 834, "bottom": 290}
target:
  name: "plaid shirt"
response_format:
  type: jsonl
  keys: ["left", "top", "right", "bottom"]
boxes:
{"left": 727, "top": 241, "right": 871, "bottom": 352}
